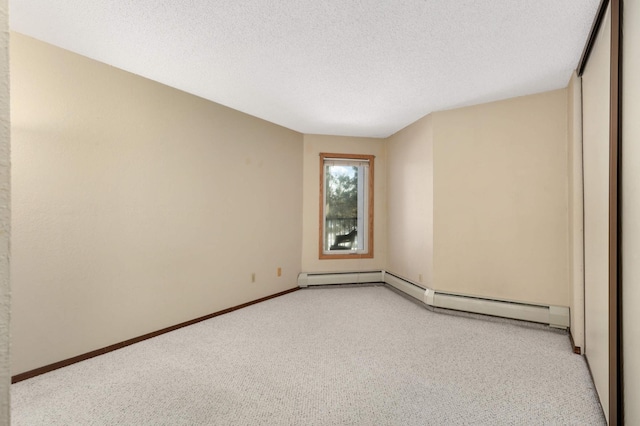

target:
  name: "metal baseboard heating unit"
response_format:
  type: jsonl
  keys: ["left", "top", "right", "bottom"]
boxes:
{"left": 298, "top": 270, "right": 570, "bottom": 329}
{"left": 383, "top": 271, "right": 427, "bottom": 302}
{"left": 298, "top": 271, "right": 384, "bottom": 287}
{"left": 431, "top": 292, "right": 570, "bottom": 329}
{"left": 383, "top": 271, "right": 570, "bottom": 329}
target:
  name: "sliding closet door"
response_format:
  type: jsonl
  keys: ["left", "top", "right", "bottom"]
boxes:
{"left": 581, "top": 4, "right": 611, "bottom": 421}
{"left": 623, "top": 0, "right": 640, "bottom": 423}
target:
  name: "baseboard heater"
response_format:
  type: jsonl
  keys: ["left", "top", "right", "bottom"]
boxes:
{"left": 298, "top": 270, "right": 570, "bottom": 329}
{"left": 298, "top": 271, "right": 384, "bottom": 287}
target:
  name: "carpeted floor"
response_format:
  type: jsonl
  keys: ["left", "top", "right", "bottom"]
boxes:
{"left": 11, "top": 285, "right": 606, "bottom": 425}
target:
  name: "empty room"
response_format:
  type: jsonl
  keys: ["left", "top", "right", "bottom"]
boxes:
{"left": 1, "top": 0, "right": 639, "bottom": 424}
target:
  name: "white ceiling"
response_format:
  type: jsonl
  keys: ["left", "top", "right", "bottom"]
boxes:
{"left": 10, "top": 0, "right": 600, "bottom": 138}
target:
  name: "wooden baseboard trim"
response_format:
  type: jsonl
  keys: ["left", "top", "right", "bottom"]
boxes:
{"left": 569, "top": 328, "right": 582, "bottom": 355}
{"left": 11, "top": 287, "right": 299, "bottom": 384}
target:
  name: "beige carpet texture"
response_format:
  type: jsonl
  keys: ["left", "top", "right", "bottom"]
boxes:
{"left": 12, "top": 285, "right": 606, "bottom": 425}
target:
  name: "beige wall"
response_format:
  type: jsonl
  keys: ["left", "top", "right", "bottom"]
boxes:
{"left": 582, "top": 4, "right": 611, "bottom": 418}
{"left": 567, "top": 72, "right": 585, "bottom": 350}
{"left": 386, "top": 115, "right": 433, "bottom": 286}
{"left": 432, "top": 89, "right": 570, "bottom": 307}
{"left": 623, "top": 0, "right": 640, "bottom": 422}
{"left": 0, "top": 1, "right": 10, "bottom": 423}
{"left": 10, "top": 33, "right": 303, "bottom": 375}
{"left": 581, "top": 5, "right": 611, "bottom": 420}
{"left": 301, "top": 134, "right": 386, "bottom": 272}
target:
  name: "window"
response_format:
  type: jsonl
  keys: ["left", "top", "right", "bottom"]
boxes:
{"left": 319, "top": 153, "right": 374, "bottom": 259}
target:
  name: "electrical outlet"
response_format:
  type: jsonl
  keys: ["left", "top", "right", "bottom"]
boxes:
{"left": 251, "top": 273, "right": 256, "bottom": 283}
{"left": 418, "top": 274, "right": 423, "bottom": 283}
{"left": 277, "top": 267, "right": 282, "bottom": 277}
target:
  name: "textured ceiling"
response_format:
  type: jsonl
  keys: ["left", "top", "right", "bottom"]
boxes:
{"left": 10, "top": 0, "right": 600, "bottom": 137}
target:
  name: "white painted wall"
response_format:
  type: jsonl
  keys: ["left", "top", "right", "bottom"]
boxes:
{"left": 0, "top": 0, "right": 11, "bottom": 424}
{"left": 301, "top": 134, "right": 387, "bottom": 273}
{"left": 581, "top": 5, "right": 611, "bottom": 420}
{"left": 622, "top": 0, "right": 640, "bottom": 422}
{"left": 11, "top": 33, "right": 303, "bottom": 375}
{"left": 386, "top": 115, "right": 433, "bottom": 287}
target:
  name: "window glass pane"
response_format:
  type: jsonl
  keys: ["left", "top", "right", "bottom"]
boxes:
{"left": 324, "top": 164, "right": 359, "bottom": 251}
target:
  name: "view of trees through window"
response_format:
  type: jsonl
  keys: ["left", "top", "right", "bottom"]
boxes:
{"left": 324, "top": 165, "right": 359, "bottom": 251}
{"left": 326, "top": 165, "right": 358, "bottom": 219}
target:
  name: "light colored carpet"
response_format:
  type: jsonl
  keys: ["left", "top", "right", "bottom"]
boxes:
{"left": 11, "top": 285, "right": 605, "bottom": 425}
